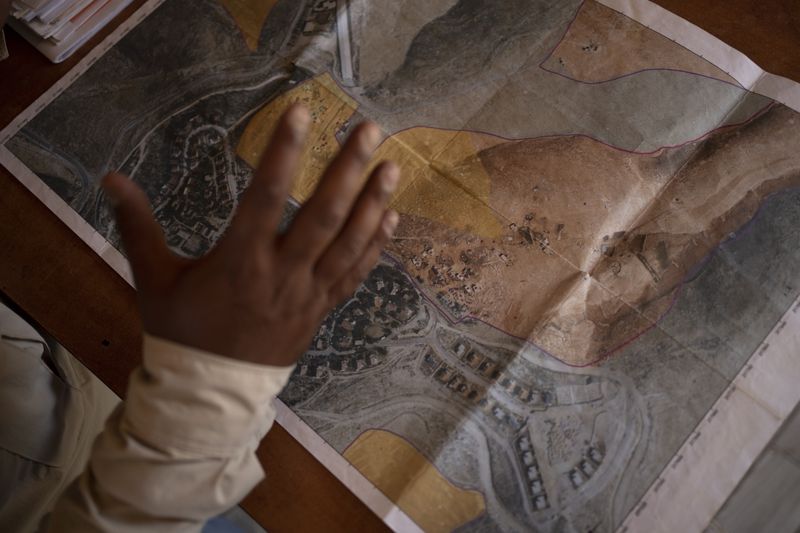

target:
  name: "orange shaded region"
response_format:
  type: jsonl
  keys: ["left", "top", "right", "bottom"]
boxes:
{"left": 237, "top": 73, "right": 800, "bottom": 365}
{"left": 343, "top": 429, "right": 486, "bottom": 533}
{"left": 391, "top": 106, "right": 800, "bottom": 365}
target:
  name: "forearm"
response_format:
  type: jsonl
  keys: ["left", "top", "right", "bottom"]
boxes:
{"left": 47, "top": 335, "right": 294, "bottom": 532}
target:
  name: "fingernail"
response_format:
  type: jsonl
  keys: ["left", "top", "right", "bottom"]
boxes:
{"left": 383, "top": 210, "right": 399, "bottom": 236}
{"left": 287, "top": 104, "right": 311, "bottom": 135}
{"left": 382, "top": 164, "right": 400, "bottom": 193}
{"left": 361, "top": 122, "right": 381, "bottom": 153}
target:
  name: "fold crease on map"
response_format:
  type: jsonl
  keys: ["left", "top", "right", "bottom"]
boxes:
{"left": 1, "top": 1, "right": 799, "bottom": 532}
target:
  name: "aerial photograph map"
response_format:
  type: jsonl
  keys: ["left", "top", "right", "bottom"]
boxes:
{"left": 2, "top": 0, "right": 800, "bottom": 531}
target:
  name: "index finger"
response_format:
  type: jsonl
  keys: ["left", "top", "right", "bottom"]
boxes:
{"left": 227, "top": 104, "right": 310, "bottom": 245}
{"left": 280, "top": 121, "right": 381, "bottom": 263}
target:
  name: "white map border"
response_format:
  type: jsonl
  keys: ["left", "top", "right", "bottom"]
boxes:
{"left": 597, "top": 0, "right": 800, "bottom": 113}
{"left": 619, "top": 299, "right": 800, "bottom": 532}
{"left": 0, "top": 1, "right": 799, "bottom": 532}
{"left": 596, "top": 1, "right": 800, "bottom": 530}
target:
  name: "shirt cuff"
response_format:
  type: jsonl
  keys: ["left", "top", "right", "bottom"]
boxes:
{"left": 123, "top": 334, "right": 295, "bottom": 457}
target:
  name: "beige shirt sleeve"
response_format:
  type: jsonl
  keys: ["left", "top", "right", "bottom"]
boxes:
{"left": 47, "top": 334, "right": 295, "bottom": 533}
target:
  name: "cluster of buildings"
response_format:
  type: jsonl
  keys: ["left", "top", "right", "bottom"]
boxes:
{"left": 419, "top": 348, "right": 526, "bottom": 434}
{"left": 295, "top": 347, "right": 387, "bottom": 378}
{"left": 327, "top": 349, "right": 385, "bottom": 374}
{"left": 330, "top": 267, "right": 421, "bottom": 351}
{"left": 155, "top": 118, "right": 241, "bottom": 257}
{"left": 450, "top": 340, "right": 551, "bottom": 408}
{"left": 567, "top": 446, "right": 605, "bottom": 489}
{"left": 515, "top": 434, "right": 550, "bottom": 511}
{"left": 294, "top": 266, "right": 422, "bottom": 380}
{"left": 478, "top": 397, "right": 526, "bottom": 433}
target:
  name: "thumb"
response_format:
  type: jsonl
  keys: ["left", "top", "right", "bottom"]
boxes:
{"left": 102, "top": 172, "right": 175, "bottom": 291}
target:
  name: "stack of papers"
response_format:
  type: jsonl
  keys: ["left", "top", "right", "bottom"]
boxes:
{"left": 9, "top": 0, "right": 133, "bottom": 63}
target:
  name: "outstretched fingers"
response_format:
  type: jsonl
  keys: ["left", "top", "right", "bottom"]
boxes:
{"left": 329, "top": 209, "right": 399, "bottom": 304}
{"left": 280, "top": 122, "right": 382, "bottom": 264}
{"left": 228, "top": 104, "right": 310, "bottom": 245}
{"left": 314, "top": 161, "right": 399, "bottom": 286}
{"left": 102, "top": 172, "right": 176, "bottom": 292}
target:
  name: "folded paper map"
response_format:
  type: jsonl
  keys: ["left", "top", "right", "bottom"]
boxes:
{"left": 1, "top": 0, "right": 799, "bottom": 531}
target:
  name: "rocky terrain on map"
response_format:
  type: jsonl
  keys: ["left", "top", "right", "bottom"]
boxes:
{"left": 5, "top": 0, "right": 800, "bottom": 531}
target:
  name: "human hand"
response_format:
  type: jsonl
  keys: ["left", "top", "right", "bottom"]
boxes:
{"left": 103, "top": 105, "right": 399, "bottom": 367}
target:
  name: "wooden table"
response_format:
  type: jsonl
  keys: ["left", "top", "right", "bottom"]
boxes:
{"left": 0, "top": 1, "right": 798, "bottom": 531}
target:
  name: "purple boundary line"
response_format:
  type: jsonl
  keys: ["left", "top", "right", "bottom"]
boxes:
{"left": 299, "top": 56, "right": 775, "bottom": 159}
{"left": 614, "top": 186, "right": 800, "bottom": 528}
{"left": 285, "top": 77, "right": 782, "bottom": 370}
{"left": 274, "top": 75, "right": 780, "bottom": 371}
{"left": 380, "top": 250, "right": 675, "bottom": 369}
{"left": 340, "top": 426, "right": 490, "bottom": 525}
{"left": 291, "top": 4, "right": 792, "bottom": 527}
{"left": 379, "top": 184, "right": 800, "bottom": 369}
{"left": 539, "top": 64, "right": 744, "bottom": 90}
{"left": 536, "top": 0, "right": 745, "bottom": 90}
{"left": 331, "top": 186, "right": 800, "bottom": 531}
{"left": 341, "top": 426, "right": 489, "bottom": 496}
{"left": 371, "top": 101, "right": 775, "bottom": 158}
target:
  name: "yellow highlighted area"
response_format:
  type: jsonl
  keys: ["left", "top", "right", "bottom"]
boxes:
{"left": 380, "top": 129, "right": 504, "bottom": 238}
{"left": 236, "top": 73, "right": 503, "bottom": 237}
{"left": 343, "top": 429, "right": 486, "bottom": 533}
{"left": 237, "top": 74, "right": 359, "bottom": 199}
{"left": 219, "top": 0, "right": 279, "bottom": 51}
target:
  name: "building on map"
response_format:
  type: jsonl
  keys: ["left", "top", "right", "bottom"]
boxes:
{"left": 589, "top": 447, "right": 604, "bottom": 465}
{"left": 569, "top": 469, "right": 585, "bottom": 488}
{"left": 534, "top": 495, "right": 548, "bottom": 510}
{"left": 522, "top": 452, "right": 535, "bottom": 466}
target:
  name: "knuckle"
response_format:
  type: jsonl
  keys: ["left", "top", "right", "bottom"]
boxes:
{"left": 231, "top": 253, "right": 269, "bottom": 285}
{"left": 339, "top": 235, "right": 366, "bottom": 260}
{"left": 316, "top": 206, "right": 346, "bottom": 230}
{"left": 260, "top": 182, "right": 285, "bottom": 203}
{"left": 283, "top": 127, "right": 305, "bottom": 148}
{"left": 249, "top": 180, "right": 283, "bottom": 207}
{"left": 352, "top": 147, "right": 372, "bottom": 165}
{"left": 368, "top": 182, "right": 388, "bottom": 203}
{"left": 375, "top": 230, "right": 392, "bottom": 249}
